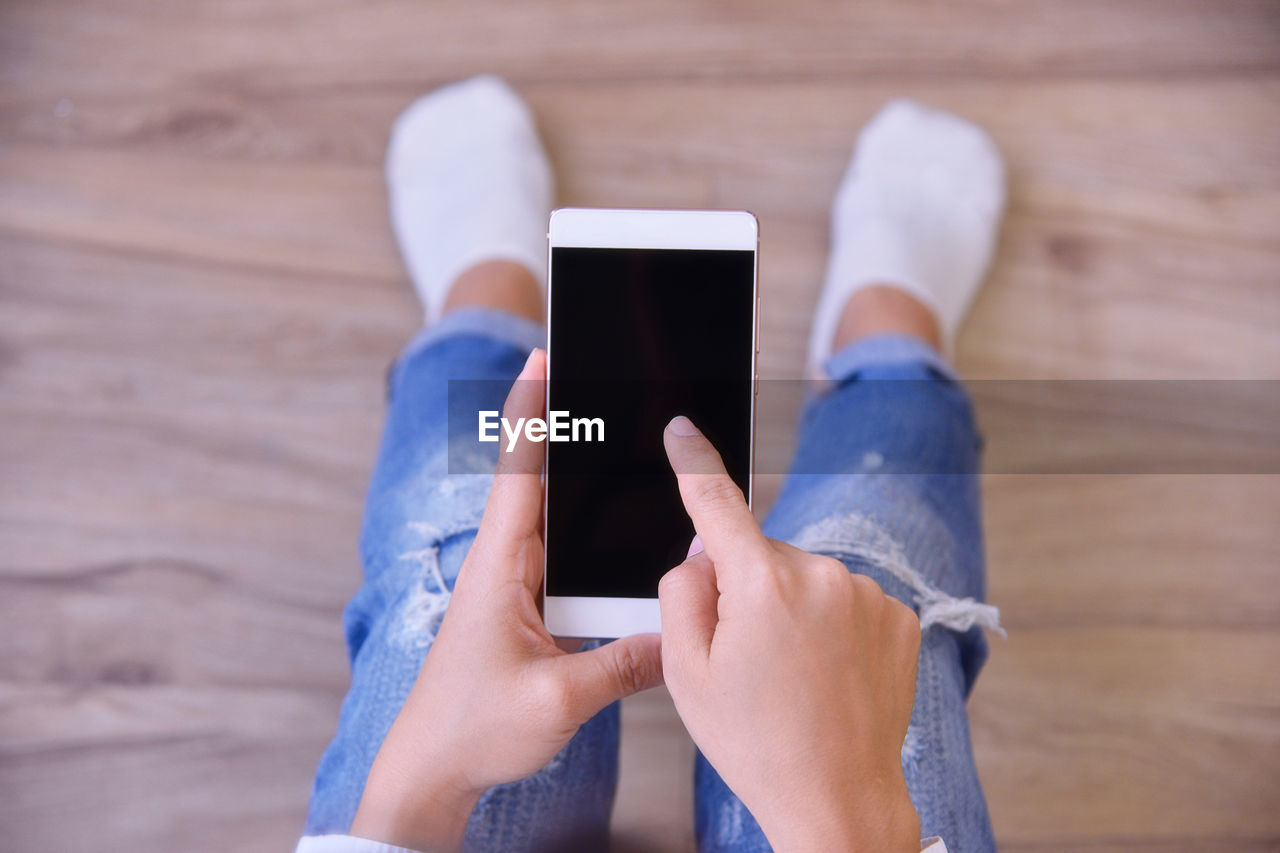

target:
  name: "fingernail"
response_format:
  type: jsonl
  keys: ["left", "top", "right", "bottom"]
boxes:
{"left": 518, "top": 349, "right": 541, "bottom": 379}
{"left": 668, "top": 415, "right": 700, "bottom": 436}
{"left": 686, "top": 535, "right": 704, "bottom": 558}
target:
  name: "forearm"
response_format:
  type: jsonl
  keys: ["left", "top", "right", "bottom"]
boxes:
{"left": 350, "top": 747, "right": 480, "bottom": 853}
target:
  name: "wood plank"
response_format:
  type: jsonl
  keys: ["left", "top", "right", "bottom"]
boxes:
{"left": 0, "top": 555, "right": 351, "bottom": 690}
{"left": 984, "top": 475, "right": 1280, "bottom": 631}
{"left": 969, "top": 628, "right": 1280, "bottom": 843}
{"left": 1000, "top": 841, "right": 1280, "bottom": 853}
{"left": 0, "top": 683, "right": 332, "bottom": 852}
{"left": 0, "top": 235, "right": 404, "bottom": 593}
{"left": 616, "top": 689, "right": 697, "bottom": 853}
{"left": 3, "top": 0, "right": 1278, "bottom": 103}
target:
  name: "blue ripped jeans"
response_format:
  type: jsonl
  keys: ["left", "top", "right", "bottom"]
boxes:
{"left": 304, "top": 307, "right": 998, "bottom": 852}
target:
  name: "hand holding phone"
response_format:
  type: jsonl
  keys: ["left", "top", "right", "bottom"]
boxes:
{"left": 658, "top": 416, "right": 924, "bottom": 853}
{"left": 351, "top": 350, "right": 663, "bottom": 852}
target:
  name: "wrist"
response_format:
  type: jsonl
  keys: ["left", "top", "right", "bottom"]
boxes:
{"left": 351, "top": 750, "right": 481, "bottom": 852}
{"left": 756, "top": 771, "right": 920, "bottom": 853}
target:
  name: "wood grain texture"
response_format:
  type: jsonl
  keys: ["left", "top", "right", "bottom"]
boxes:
{"left": 1, "top": 1, "right": 1278, "bottom": 851}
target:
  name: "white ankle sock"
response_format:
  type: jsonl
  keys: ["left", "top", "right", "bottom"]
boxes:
{"left": 808, "top": 99, "right": 1006, "bottom": 371}
{"left": 386, "top": 75, "right": 553, "bottom": 323}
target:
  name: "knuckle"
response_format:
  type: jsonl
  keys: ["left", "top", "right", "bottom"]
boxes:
{"left": 767, "top": 538, "right": 802, "bottom": 560}
{"left": 905, "top": 626, "right": 923, "bottom": 659}
{"left": 808, "top": 557, "right": 850, "bottom": 591}
{"left": 658, "top": 565, "right": 688, "bottom": 596}
{"left": 890, "top": 596, "right": 920, "bottom": 626}
{"left": 849, "top": 572, "right": 885, "bottom": 598}
{"left": 528, "top": 669, "right": 572, "bottom": 719}
{"left": 895, "top": 602, "right": 923, "bottom": 647}
{"left": 821, "top": 555, "right": 847, "bottom": 572}
{"left": 609, "top": 643, "right": 651, "bottom": 696}
{"left": 689, "top": 475, "right": 745, "bottom": 515}
{"left": 751, "top": 565, "right": 786, "bottom": 598}
{"left": 816, "top": 555, "right": 849, "bottom": 579}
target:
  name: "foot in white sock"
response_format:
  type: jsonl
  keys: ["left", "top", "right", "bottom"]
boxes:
{"left": 808, "top": 99, "right": 1006, "bottom": 371}
{"left": 386, "top": 75, "right": 553, "bottom": 324}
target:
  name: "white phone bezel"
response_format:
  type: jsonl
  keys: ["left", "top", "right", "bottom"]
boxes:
{"left": 543, "top": 208, "right": 759, "bottom": 639}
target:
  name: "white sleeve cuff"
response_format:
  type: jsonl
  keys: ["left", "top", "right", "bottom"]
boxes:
{"left": 297, "top": 831, "right": 945, "bottom": 853}
{"left": 296, "top": 835, "right": 422, "bottom": 853}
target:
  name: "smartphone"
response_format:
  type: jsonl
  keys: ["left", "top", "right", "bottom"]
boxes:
{"left": 543, "top": 208, "right": 758, "bottom": 638}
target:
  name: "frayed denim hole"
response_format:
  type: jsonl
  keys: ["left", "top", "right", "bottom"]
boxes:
{"left": 791, "top": 510, "right": 1003, "bottom": 638}
{"left": 391, "top": 517, "right": 483, "bottom": 652}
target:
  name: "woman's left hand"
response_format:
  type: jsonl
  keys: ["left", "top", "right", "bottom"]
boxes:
{"left": 350, "top": 348, "right": 664, "bottom": 852}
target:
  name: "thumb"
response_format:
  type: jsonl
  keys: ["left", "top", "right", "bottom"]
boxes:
{"left": 658, "top": 550, "right": 719, "bottom": 676}
{"left": 555, "top": 633, "right": 664, "bottom": 724}
{"left": 471, "top": 349, "right": 545, "bottom": 590}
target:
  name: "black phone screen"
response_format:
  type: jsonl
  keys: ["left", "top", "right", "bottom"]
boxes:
{"left": 545, "top": 247, "right": 755, "bottom": 599}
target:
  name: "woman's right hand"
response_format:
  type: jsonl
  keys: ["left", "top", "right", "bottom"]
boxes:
{"left": 658, "top": 415, "right": 923, "bottom": 853}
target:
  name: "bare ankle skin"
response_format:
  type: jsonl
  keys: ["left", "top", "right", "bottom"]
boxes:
{"left": 442, "top": 259, "right": 543, "bottom": 323}
{"left": 831, "top": 285, "right": 942, "bottom": 353}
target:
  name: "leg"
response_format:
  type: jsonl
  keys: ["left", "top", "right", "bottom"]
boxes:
{"left": 305, "top": 77, "right": 622, "bottom": 851}
{"left": 697, "top": 100, "right": 1005, "bottom": 852}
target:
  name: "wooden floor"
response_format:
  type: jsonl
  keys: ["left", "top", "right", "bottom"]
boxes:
{"left": 2, "top": 1, "right": 1278, "bottom": 850}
